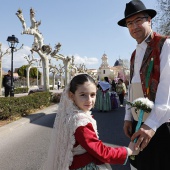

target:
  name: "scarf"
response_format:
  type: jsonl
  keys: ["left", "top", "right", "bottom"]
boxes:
{"left": 99, "top": 81, "right": 110, "bottom": 91}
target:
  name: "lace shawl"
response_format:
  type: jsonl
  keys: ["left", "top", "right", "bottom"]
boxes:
{"left": 44, "top": 85, "right": 98, "bottom": 170}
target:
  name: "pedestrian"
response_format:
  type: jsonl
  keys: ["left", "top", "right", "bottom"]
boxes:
{"left": 57, "top": 80, "right": 61, "bottom": 90}
{"left": 116, "top": 79, "right": 126, "bottom": 107}
{"left": 45, "top": 74, "right": 138, "bottom": 170}
{"left": 2, "top": 70, "right": 12, "bottom": 97}
{"left": 117, "top": 0, "right": 170, "bottom": 169}
{"left": 111, "top": 79, "right": 116, "bottom": 92}
{"left": 110, "top": 92, "right": 118, "bottom": 110}
{"left": 95, "top": 76, "right": 111, "bottom": 112}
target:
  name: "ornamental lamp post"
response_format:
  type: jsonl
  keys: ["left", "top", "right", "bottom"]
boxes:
{"left": 7, "top": 35, "right": 19, "bottom": 97}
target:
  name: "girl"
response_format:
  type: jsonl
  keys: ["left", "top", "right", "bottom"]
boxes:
{"left": 45, "top": 74, "right": 137, "bottom": 170}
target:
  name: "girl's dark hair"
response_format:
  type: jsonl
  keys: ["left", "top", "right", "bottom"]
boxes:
{"left": 69, "top": 74, "right": 96, "bottom": 94}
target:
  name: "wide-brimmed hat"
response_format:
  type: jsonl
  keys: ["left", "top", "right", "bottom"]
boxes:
{"left": 118, "top": 0, "right": 157, "bottom": 27}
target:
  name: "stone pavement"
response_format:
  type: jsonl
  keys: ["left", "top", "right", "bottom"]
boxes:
{"left": 0, "top": 104, "right": 58, "bottom": 135}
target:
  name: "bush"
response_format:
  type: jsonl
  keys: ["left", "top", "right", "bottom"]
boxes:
{"left": 14, "top": 87, "right": 29, "bottom": 94}
{"left": 0, "top": 91, "right": 52, "bottom": 120}
{"left": 51, "top": 93, "right": 62, "bottom": 103}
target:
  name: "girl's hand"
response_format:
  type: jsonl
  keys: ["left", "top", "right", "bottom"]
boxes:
{"left": 127, "top": 142, "right": 140, "bottom": 156}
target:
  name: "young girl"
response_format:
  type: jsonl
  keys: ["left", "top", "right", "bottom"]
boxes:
{"left": 45, "top": 74, "right": 137, "bottom": 170}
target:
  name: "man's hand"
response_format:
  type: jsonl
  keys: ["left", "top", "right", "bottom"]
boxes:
{"left": 131, "top": 124, "right": 155, "bottom": 151}
{"left": 123, "top": 120, "right": 133, "bottom": 138}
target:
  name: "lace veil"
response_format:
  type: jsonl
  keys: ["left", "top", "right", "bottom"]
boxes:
{"left": 44, "top": 83, "right": 98, "bottom": 170}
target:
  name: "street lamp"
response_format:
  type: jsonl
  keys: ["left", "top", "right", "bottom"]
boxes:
{"left": 7, "top": 35, "right": 19, "bottom": 97}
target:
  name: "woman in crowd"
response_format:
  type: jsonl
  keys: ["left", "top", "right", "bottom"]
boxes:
{"left": 95, "top": 77, "right": 111, "bottom": 112}
{"left": 116, "top": 79, "right": 126, "bottom": 107}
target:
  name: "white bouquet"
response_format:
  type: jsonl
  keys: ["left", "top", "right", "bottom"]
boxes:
{"left": 127, "top": 97, "right": 154, "bottom": 113}
{"left": 127, "top": 97, "right": 154, "bottom": 160}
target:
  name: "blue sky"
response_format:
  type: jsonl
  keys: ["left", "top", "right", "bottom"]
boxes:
{"left": 0, "top": 0, "right": 156, "bottom": 72}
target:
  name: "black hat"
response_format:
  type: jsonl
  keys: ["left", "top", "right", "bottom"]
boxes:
{"left": 118, "top": 0, "right": 157, "bottom": 27}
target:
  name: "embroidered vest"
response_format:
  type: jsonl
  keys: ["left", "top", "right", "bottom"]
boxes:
{"left": 130, "top": 32, "right": 167, "bottom": 102}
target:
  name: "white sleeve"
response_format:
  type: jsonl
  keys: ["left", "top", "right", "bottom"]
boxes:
{"left": 144, "top": 38, "right": 170, "bottom": 131}
{"left": 125, "top": 104, "right": 133, "bottom": 121}
{"left": 125, "top": 84, "right": 133, "bottom": 121}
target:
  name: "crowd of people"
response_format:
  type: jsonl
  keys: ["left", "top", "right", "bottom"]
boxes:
{"left": 95, "top": 76, "right": 127, "bottom": 112}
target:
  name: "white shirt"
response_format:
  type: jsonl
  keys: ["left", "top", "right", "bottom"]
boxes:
{"left": 125, "top": 36, "right": 170, "bottom": 131}
{"left": 58, "top": 81, "right": 61, "bottom": 85}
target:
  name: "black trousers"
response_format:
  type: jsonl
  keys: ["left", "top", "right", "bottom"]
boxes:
{"left": 118, "top": 93, "right": 124, "bottom": 105}
{"left": 130, "top": 121, "right": 170, "bottom": 170}
{"left": 4, "top": 88, "right": 10, "bottom": 97}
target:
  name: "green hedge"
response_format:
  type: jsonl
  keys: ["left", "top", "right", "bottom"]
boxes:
{"left": 14, "top": 87, "right": 29, "bottom": 94}
{"left": 0, "top": 92, "right": 52, "bottom": 120}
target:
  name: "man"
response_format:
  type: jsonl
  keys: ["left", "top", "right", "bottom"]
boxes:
{"left": 3, "top": 70, "right": 12, "bottom": 97}
{"left": 116, "top": 79, "right": 126, "bottom": 107}
{"left": 57, "top": 80, "right": 61, "bottom": 90}
{"left": 117, "top": 0, "right": 170, "bottom": 170}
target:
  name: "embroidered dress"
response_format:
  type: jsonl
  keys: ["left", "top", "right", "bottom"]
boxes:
{"left": 110, "top": 92, "right": 118, "bottom": 109}
{"left": 95, "top": 81, "right": 111, "bottom": 111}
{"left": 73, "top": 162, "right": 112, "bottom": 170}
{"left": 95, "top": 89, "right": 103, "bottom": 110}
{"left": 73, "top": 162, "right": 99, "bottom": 170}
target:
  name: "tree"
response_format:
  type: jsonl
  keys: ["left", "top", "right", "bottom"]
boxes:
{"left": 17, "top": 65, "right": 41, "bottom": 79}
{"left": 153, "top": 0, "right": 170, "bottom": 35}
{"left": 30, "top": 67, "right": 41, "bottom": 79}
{"left": 17, "top": 65, "right": 27, "bottom": 77}
{"left": 16, "top": 8, "right": 51, "bottom": 91}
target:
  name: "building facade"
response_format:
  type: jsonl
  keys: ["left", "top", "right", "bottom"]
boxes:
{"left": 96, "top": 53, "right": 130, "bottom": 83}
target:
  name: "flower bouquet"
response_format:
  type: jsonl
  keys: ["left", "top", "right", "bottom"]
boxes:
{"left": 127, "top": 97, "right": 154, "bottom": 160}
